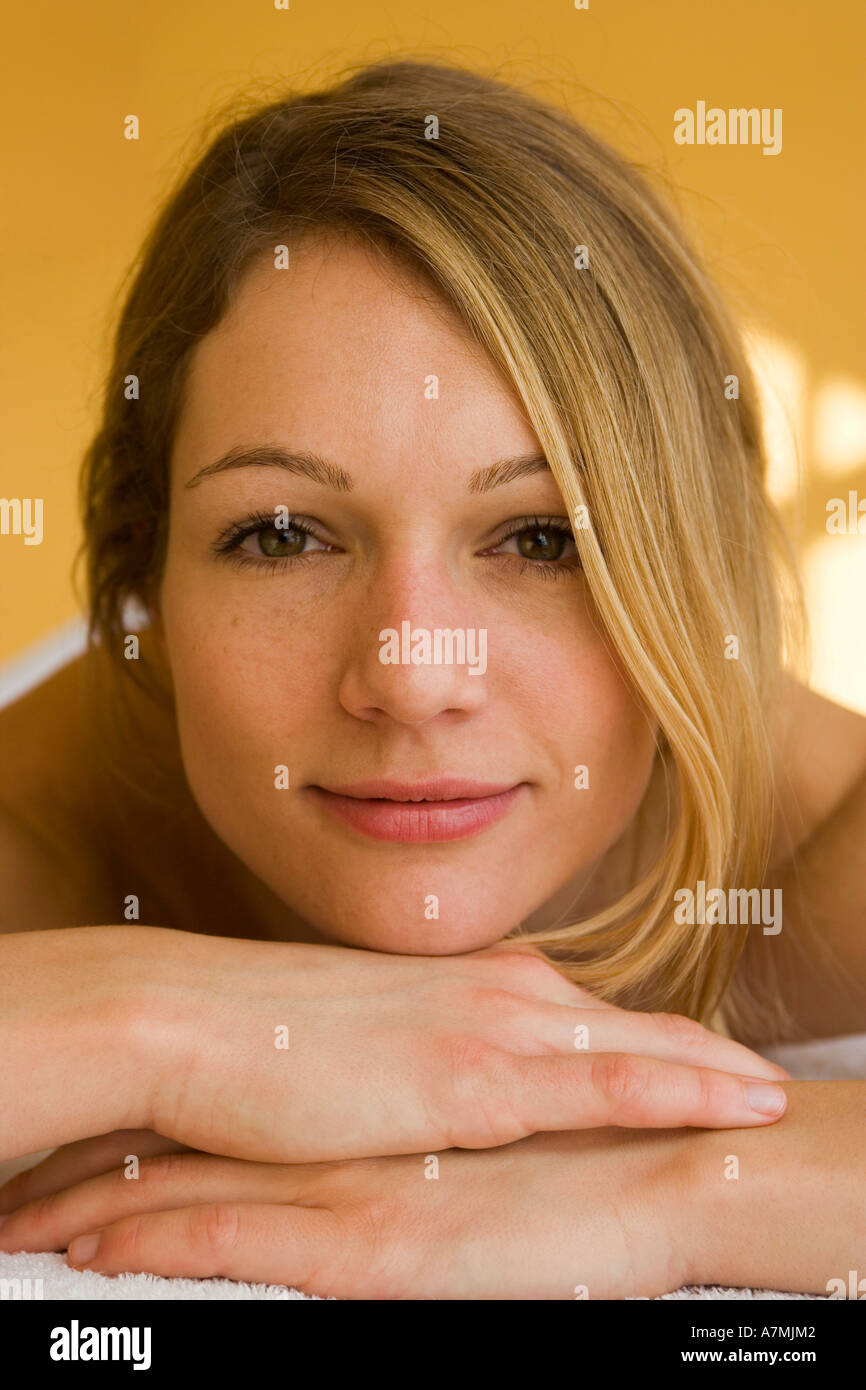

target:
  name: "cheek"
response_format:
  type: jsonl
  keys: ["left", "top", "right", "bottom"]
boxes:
{"left": 167, "top": 650, "right": 319, "bottom": 761}
{"left": 511, "top": 599, "right": 657, "bottom": 815}
{"left": 571, "top": 649, "right": 656, "bottom": 791}
{"left": 584, "top": 676, "right": 657, "bottom": 827}
{"left": 158, "top": 570, "right": 325, "bottom": 813}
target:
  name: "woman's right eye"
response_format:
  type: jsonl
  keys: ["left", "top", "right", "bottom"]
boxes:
{"left": 238, "top": 523, "right": 324, "bottom": 559}
{"left": 211, "top": 513, "right": 335, "bottom": 568}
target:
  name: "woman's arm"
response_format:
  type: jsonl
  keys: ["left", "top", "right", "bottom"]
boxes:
{"left": 684, "top": 1079, "right": 866, "bottom": 1295}
{"left": 0, "top": 926, "right": 161, "bottom": 1158}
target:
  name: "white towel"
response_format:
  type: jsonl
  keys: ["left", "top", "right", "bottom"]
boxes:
{"left": 2, "top": 1031, "right": 862, "bottom": 1300}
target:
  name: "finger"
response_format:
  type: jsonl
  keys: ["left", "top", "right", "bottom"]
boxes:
{"left": 65, "top": 1202, "right": 344, "bottom": 1292}
{"left": 483, "top": 1051, "right": 788, "bottom": 1138}
{"left": 0, "top": 1131, "right": 191, "bottom": 1217}
{"left": 496, "top": 1002, "right": 790, "bottom": 1081}
{"left": 0, "top": 1153, "right": 309, "bottom": 1255}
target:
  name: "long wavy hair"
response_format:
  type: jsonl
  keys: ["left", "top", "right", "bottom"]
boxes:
{"left": 78, "top": 56, "right": 807, "bottom": 1034}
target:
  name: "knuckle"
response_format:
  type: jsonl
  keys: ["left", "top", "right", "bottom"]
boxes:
{"left": 188, "top": 1202, "right": 242, "bottom": 1259}
{"left": 491, "top": 949, "right": 556, "bottom": 980}
{"left": 441, "top": 1035, "right": 516, "bottom": 1147}
{"left": 28, "top": 1188, "right": 66, "bottom": 1231}
{"left": 139, "top": 1152, "right": 190, "bottom": 1185}
{"left": 593, "top": 1053, "right": 652, "bottom": 1114}
{"left": 344, "top": 1196, "right": 388, "bottom": 1258}
{"left": 112, "top": 1214, "right": 146, "bottom": 1267}
{"left": 452, "top": 983, "right": 497, "bottom": 1014}
{"left": 319, "top": 1201, "right": 388, "bottom": 1296}
{"left": 695, "top": 1065, "right": 719, "bottom": 1113}
{"left": 474, "top": 985, "right": 528, "bottom": 1018}
{"left": 652, "top": 1011, "right": 709, "bottom": 1048}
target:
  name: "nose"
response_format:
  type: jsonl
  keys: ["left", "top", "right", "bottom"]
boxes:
{"left": 336, "top": 558, "right": 489, "bottom": 726}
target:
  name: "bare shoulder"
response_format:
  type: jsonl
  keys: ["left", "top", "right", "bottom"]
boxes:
{"left": 0, "top": 650, "right": 121, "bottom": 932}
{"left": 0, "top": 635, "right": 299, "bottom": 941}
{"left": 732, "top": 673, "right": 866, "bottom": 1047}
{"left": 767, "top": 672, "right": 866, "bottom": 866}
{"left": 0, "top": 806, "right": 118, "bottom": 933}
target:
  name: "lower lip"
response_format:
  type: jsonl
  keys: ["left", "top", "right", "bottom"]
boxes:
{"left": 306, "top": 784, "right": 527, "bottom": 842}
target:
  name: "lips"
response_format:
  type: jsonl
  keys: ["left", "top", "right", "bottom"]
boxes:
{"left": 305, "top": 778, "right": 527, "bottom": 843}
{"left": 314, "top": 776, "right": 519, "bottom": 802}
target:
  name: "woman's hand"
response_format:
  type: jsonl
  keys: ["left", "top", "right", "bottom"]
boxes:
{"left": 124, "top": 928, "right": 789, "bottom": 1163}
{"left": 0, "top": 925, "right": 788, "bottom": 1169}
{"left": 0, "top": 1128, "right": 702, "bottom": 1299}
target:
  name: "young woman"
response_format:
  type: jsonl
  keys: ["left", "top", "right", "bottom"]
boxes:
{"left": 0, "top": 57, "right": 864, "bottom": 1300}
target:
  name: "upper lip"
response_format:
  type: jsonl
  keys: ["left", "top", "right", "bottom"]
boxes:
{"left": 312, "top": 777, "right": 521, "bottom": 802}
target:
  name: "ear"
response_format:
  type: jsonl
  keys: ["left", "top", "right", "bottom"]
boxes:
{"left": 150, "top": 611, "right": 168, "bottom": 656}
{"left": 144, "top": 594, "right": 167, "bottom": 655}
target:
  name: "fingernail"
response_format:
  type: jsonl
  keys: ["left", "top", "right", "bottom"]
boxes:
{"left": 68, "top": 1233, "right": 100, "bottom": 1267}
{"left": 743, "top": 1081, "right": 786, "bottom": 1116}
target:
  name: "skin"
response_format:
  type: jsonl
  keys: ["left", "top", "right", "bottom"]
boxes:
{"left": 0, "top": 231, "right": 865, "bottom": 1295}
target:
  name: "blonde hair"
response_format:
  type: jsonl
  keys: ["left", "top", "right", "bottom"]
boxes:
{"left": 79, "top": 56, "right": 806, "bottom": 1033}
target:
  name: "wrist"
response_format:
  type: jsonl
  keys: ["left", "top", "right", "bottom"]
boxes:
{"left": 65, "top": 924, "right": 182, "bottom": 1136}
{"left": 115, "top": 924, "right": 201, "bottom": 1134}
{"left": 0, "top": 925, "right": 173, "bottom": 1156}
{"left": 675, "top": 1121, "right": 764, "bottom": 1290}
{"left": 679, "top": 1082, "right": 865, "bottom": 1294}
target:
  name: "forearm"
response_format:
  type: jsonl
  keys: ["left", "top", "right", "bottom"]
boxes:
{"left": 0, "top": 926, "right": 168, "bottom": 1160}
{"left": 684, "top": 1080, "right": 866, "bottom": 1294}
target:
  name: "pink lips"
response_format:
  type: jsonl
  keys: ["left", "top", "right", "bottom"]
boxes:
{"left": 305, "top": 778, "right": 527, "bottom": 843}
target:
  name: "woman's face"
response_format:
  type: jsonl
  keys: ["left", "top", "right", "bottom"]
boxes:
{"left": 158, "top": 233, "right": 658, "bottom": 952}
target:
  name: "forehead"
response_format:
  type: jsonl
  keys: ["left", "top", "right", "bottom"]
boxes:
{"left": 169, "top": 233, "right": 535, "bottom": 483}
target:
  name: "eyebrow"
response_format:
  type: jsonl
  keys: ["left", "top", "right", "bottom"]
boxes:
{"left": 184, "top": 445, "right": 551, "bottom": 494}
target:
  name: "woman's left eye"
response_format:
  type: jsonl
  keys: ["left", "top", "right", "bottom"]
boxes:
{"left": 488, "top": 518, "right": 580, "bottom": 575}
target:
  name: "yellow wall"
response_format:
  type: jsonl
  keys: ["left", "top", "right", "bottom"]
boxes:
{"left": 2, "top": 1, "right": 864, "bottom": 707}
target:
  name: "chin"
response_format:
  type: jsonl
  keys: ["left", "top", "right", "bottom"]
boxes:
{"left": 308, "top": 912, "right": 506, "bottom": 956}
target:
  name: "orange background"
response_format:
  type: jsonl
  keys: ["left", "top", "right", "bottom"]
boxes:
{"left": 1, "top": 1, "right": 864, "bottom": 708}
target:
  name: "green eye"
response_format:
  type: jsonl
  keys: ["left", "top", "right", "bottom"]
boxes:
{"left": 514, "top": 524, "right": 572, "bottom": 563}
{"left": 492, "top": 516, "right": 580, "bottom": 572}
{"left": 211, "top": 511, "right": 330, "bottom": 570}
{"left": 253, "top": 526, "right": 308, "bottom": 558}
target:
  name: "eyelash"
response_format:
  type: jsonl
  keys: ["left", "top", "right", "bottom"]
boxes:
{"left": 211, "top": 511, "right": 580, "bottom": 581}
